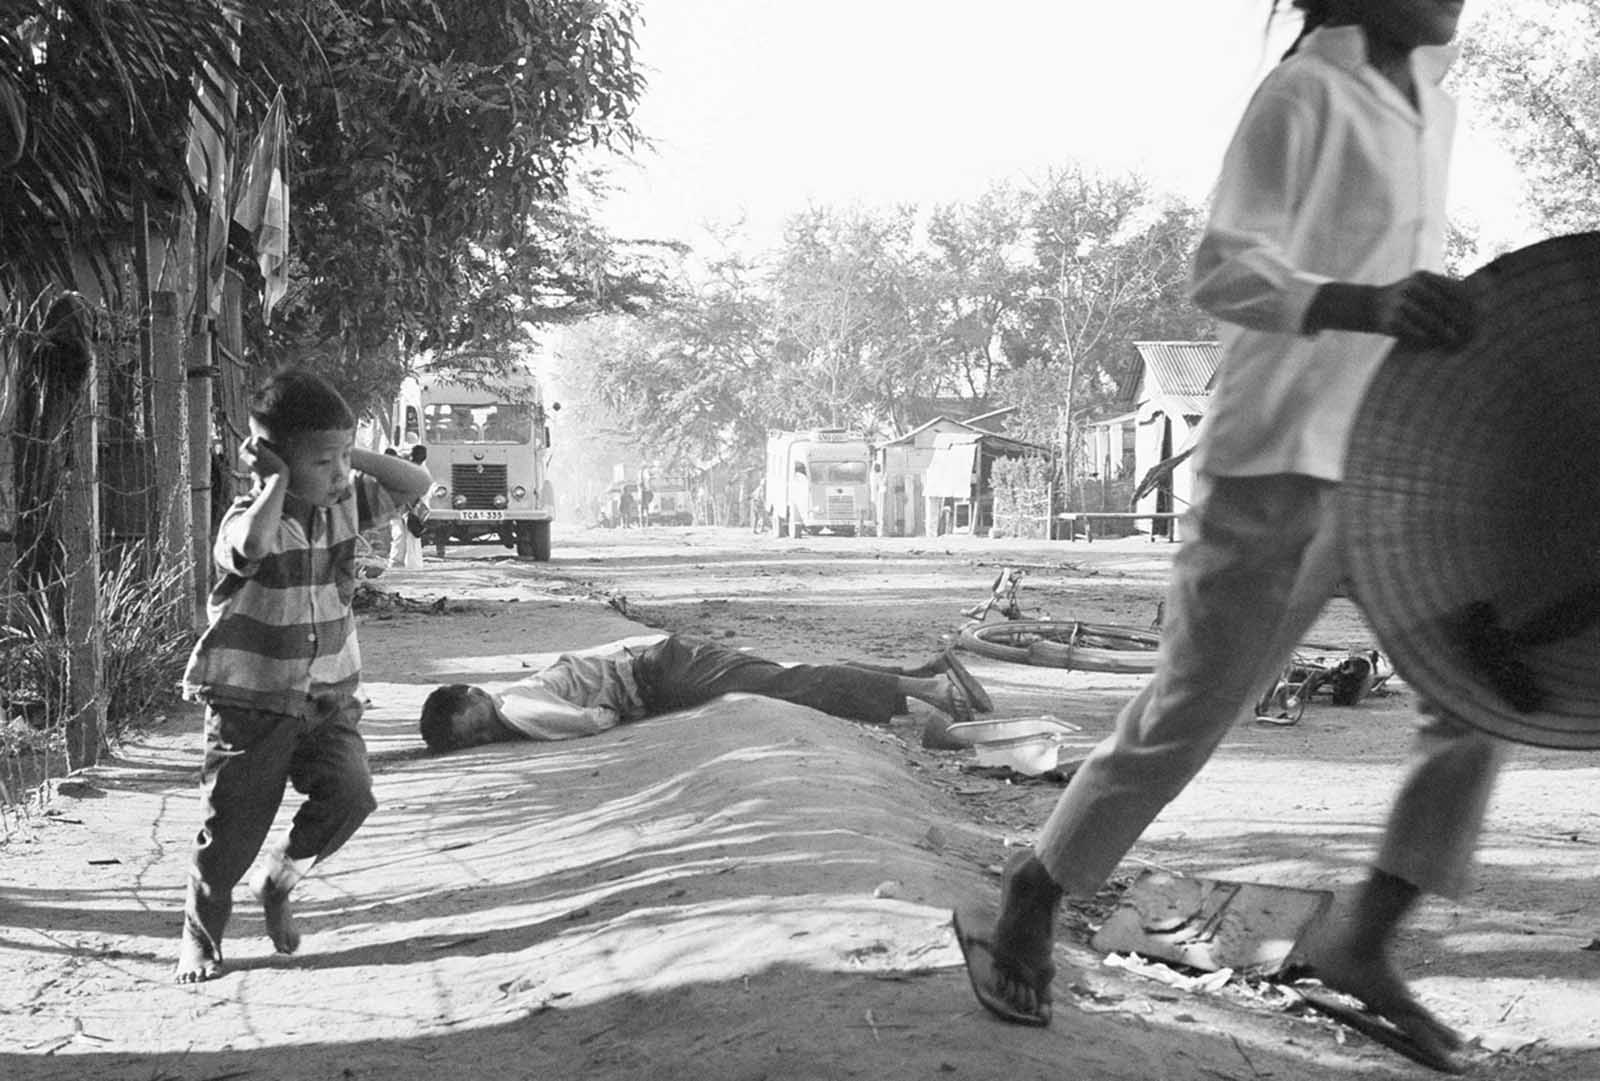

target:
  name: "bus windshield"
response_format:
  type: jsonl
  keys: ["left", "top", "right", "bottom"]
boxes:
{"left": 817, "top": 461, "right": 869, "bottom": 485}
{"left": 423, "top": 403, "right": 534, "bottom": 444}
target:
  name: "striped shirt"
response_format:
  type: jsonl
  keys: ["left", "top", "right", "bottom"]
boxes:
{"left": 182, "top": 475, "right": 401, "bottom": 715}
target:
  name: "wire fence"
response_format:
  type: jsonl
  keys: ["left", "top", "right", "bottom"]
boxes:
{"left": 1, "top": 286, "right": 201, "bottom": 839}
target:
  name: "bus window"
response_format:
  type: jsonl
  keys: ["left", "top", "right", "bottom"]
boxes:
{"left": 424, "top": 405, "right": 472, "bottom": 443}
{"left": 823, "top": 462, "right": 869, "bottom": 484}
{"left": 481, "top": 404, "right": 533, "bottom": 443}
{"left": 423, "top": 402, "right": 534, "bottom": 443}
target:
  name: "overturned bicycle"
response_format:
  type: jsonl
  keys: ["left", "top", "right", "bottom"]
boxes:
{"left": 952, "top": 567, "right": 1392, "bottom": 725}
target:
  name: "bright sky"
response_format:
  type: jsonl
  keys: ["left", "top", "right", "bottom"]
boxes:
{"left": 596, "top": 1, "right": 1529, "bottom": 253}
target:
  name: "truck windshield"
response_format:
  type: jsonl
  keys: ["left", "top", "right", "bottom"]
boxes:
{"left": 423, "top": 403, "right": 533, "bottom": 444}
{"left": 818, "top": 461, "right": 869, "bottom": 484}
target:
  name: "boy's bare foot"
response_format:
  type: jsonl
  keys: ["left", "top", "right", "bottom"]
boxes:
{"left": 253, "top": 872, "right": 301, "bottom": 955}
{"left": 174, "top": 927, "right": 223, "bottom": 983}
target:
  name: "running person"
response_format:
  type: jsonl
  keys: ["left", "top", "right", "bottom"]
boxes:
{"left": 953, "top": 2, "right": 1488, "bottom": 1071}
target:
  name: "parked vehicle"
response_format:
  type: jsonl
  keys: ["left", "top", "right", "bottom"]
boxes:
{"left": 764, "top": 428, "right": 873, "bottom": 537}
{"left": 394, "top": 362, "right": 556, "bottom": 560}
{"left": 643, "top": 470, "right": 694, "bottom": 526}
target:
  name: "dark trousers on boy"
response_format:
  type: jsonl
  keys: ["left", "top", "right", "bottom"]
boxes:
{"left": 183, "top": 692, "right": 377, "bottom": 959}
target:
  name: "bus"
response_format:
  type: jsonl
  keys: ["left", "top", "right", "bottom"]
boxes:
{"left": 394, "top": 364, "right": 556, "bottom": 560}
{"left": 764, "top": 428, "right": 873, "bottom": 537}
{"left": 642, "top": 465, "right": 694, "bottom": 526}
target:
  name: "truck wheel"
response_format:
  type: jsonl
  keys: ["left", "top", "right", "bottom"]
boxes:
{"left": 772, "top": 513, "right": 787, "bottom": 539}
{"left": 426, "top": 526, "right": 447, "bottom": 559}
{"left": 789, "top": 511, "right": 803, "bottom": 539}
{"left": 514, "top": 522, "right": 536, "bottom": 558}
{"left": 530, "top": 520, "right": 552, "bottom": 562}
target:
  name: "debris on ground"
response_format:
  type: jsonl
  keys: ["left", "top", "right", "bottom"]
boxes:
{"left": 1090, "top": 870, "right": 1332, "bottom": 977}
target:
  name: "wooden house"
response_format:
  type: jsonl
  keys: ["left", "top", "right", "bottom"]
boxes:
{"left": 922, "top": 428, "right": 1054, "bottom": 537}
{"left": 1085, "top": 341, "right": 1220, "bottom": 532}
{"left": 872, "top": 416, "right": 988, "bottom": 537}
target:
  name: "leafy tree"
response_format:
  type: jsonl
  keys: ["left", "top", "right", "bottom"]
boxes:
{"left": 766, "top": 204, "right": 952, "bottom": 434}
{"left": 923, "top": 185, "right": 1036, "bottom": 402}
{"left": 569, "top": 241, "right": 773, "bottom": 473}
{"left": 1006, "top": 169, "right": 1209, "bottom": 470}
{"left": 563, "top": 170, "right": 1208, "bottom": 487}
{"left": 237, "top": 0, "right": 657, "bottom": 414}
{"left": 0, "top": 0, "right": 259, "bottom": 300}
{"left": 1457, "top": 1, "right": 1600, "bottom": 235}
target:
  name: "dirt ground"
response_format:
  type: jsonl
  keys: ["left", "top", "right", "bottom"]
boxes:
{"left": 3, "top": 524, "right": 1598, "bottom": 1080}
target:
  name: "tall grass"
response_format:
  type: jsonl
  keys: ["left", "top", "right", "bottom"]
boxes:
{"left": 1, "top": 541, "right": 196, "bottom": 820}
{"left": 97, "top": 543, "right": 196, "bottom": 738}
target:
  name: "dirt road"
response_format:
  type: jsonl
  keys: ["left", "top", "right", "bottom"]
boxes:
{"left": 3, "top": 525, "right": 1596, "bottom": 1080}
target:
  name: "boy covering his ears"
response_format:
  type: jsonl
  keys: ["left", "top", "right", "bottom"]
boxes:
{"left": 175, "top": 368, "right": 432, "bottom": 982}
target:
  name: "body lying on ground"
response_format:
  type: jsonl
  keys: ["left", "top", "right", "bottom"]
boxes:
{"left": 419, "top": 633, "right": 994, "bottom": 752}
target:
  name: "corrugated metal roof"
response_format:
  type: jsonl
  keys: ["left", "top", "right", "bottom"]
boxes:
{"left": 1133, "top": 341, "right": 1222, "bottom": 397}
{"left": 931, "top": 430, "right": 1053, "bottom": 456}
{"left": 880, "top": 416, "right": 985, "bottom": 446}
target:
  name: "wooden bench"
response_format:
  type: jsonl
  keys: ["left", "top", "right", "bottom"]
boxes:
{"left": 1056, "top": 511, "right": 1181, "bottom": 543}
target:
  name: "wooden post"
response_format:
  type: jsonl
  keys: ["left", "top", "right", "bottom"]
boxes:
{"left": 46, "top": 297, "right": 106, "bottom": 771}
{"left": 188, "top": 312, "right": 214, "bottom": 628}
{"left": 63, "top": 362, "right": 104, "bottom": 769}
{"left": 149, "top": 291, "right": 196, "bottom": 628}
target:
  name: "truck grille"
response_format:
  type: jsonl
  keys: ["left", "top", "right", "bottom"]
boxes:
{"left": 825, "top": 493, "right": 856, "bottom": 520}
{"left": 451, "top": 463, "right": 507, "bottom": 509}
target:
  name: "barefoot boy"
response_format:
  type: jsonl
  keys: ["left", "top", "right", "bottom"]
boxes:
{"left": 175, "top": 368, "right": 431, "bottom": 982}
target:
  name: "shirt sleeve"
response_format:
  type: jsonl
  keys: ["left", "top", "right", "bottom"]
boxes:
{"left": 212, "top": 495, "right": 262, "bottom": 576}
{"left": 1190, "top": 84, "right": 1332, "bottom": 334}
{"left": 355, "top": 472, "right": 404, "bottom": 533}
{"left": 495, "top": 682, "right": 621, "bottom": 741}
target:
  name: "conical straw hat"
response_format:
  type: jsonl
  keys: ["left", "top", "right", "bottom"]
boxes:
{"left": 1342, "top": 232, "right": 1600, "bottom": 749}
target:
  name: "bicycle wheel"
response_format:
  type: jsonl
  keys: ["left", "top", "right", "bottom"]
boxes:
{"left": 956, "top": 620, "right": 1161, "bottom": 673}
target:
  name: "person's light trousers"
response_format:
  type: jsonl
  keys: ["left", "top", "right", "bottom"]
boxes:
{"left": 1035, "top": 474, "right": 1507, "bottom": 900}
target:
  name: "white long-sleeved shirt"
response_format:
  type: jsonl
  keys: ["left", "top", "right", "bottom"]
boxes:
{"left": 1190, "top": 25, "right": 1457, "bottom": 481}
{"left": 494, "top": 650, "right": 648, "bottom": 741}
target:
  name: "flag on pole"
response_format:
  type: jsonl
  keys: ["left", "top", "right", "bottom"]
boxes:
{"left": 184, "top": 54, "right": 237, "bottom": 320}
{"left": 233, "top": 88, "right": 290, "bottom": 323}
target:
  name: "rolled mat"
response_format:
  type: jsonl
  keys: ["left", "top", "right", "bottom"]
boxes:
{"left": 1341, "top": 231, "right": 1600, "bottom": 749}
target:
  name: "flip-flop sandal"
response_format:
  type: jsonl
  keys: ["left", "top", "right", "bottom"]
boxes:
{"left": 945, "top": 683, "right": 975, "bottom": 726}
{"left": 941, "top": 650, "right": 995, "bottom": 713}
{"left": 1299, "top": 987, "right": 1465, "bottom": 1074}
{"left": 950, "top": 905, "right": 1053, "bottom": 1027}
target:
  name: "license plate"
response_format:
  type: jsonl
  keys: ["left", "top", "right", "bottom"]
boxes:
{"left": 456, "top": 510, "right": 503, "bottom": 521}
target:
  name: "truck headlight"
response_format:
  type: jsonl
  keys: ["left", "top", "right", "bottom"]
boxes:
{"left": 511, "top": 485, "right": 527, "bottom": 501}
{"left": 492, "top": 494, "right": 508, "bottom": 508}
{"left": 452, "top": 494, "right": 468, "bottom": 509}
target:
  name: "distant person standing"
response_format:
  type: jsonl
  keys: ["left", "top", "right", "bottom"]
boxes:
{"left": 618, "top": 485, "right": 637, "bottom": 529}
{"left": 385, "top": 447, "right": 426, "bottom": 570}
{"left": 952, "top": 2, "right": 1486, "bottom": 1071}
